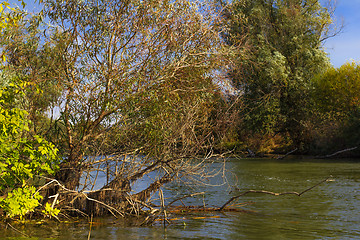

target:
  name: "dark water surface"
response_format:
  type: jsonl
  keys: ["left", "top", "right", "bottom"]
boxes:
{"left": 2, "top": 158, "right": 360, "bottom": 239}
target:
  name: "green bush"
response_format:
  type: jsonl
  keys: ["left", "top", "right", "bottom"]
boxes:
{"left": 309, "top": 62, "right": 360, "bottom": 154}
{"left": 0, "top": 186, "right": 42, "bottom": 219}
{"left": 0, "top": 83, "right": 59, "bottom": 219}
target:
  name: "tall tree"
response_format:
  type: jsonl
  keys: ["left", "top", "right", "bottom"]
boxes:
{"left": 220, "top": 0, "right": 337, "bottom": 149}
{"left": 33, "top": 0, "right": 227, "bottom": 214}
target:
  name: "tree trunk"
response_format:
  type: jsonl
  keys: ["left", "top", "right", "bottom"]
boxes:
{"left": 55, "top": 147, "right": 83, "bottom": 190}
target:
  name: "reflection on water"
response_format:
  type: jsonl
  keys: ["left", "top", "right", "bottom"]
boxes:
{"left": 2, "top": 158, "right": 360, "bottom": 239}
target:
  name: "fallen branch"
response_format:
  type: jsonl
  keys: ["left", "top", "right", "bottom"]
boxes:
{"left": 277, "top": 148, "right": 298, "bottom": 159}
{"left": 316, "top": 147, "right": 358, "bottom": 159}
{"left": 168, "top": 205, "right": 250, "bottom": 213}
{"left": 218, "top": 176, "right": 333, "bottom": 211}
{"left": 247, "top": 149, "right": 256, "bottom": 157}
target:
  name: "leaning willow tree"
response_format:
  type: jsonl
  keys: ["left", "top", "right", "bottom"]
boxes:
{"left": 40, "top": 0, "right": 228, "bottom": 216}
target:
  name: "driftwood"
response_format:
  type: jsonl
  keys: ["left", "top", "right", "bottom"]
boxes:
{"left": 218, "top": 176, "right": 333, "bottom": 211}
{"left": 316, "top": 147, "right": 358, "bottom": 159}
{"left": 277, "top": 148, "right": 298, "bottom": 159}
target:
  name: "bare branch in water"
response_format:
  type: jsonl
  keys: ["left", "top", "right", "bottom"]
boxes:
{"left": 218, "top": 176, "right": 334, "bottom": 211}
{"left": 316, "top": 147, "right": 358, "bottom": 159}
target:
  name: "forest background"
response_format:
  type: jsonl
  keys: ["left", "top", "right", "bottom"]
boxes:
{"left": 0, "top": 0, "right": 359, "bottom": 220}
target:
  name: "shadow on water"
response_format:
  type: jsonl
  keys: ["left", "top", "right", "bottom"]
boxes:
{"left": 2, "top": 158, "right": 360, "bottom": 239}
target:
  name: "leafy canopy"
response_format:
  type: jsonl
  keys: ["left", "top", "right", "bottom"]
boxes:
{"left": 222, "top": 0, "right": 333, "bottom": 149}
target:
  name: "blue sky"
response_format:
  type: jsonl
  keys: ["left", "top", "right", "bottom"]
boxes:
{"left": 323, "top": 0, "right": 360, "bottom": 67}
{"left": 7, "top": 0, "right": 360, "bottom": 68}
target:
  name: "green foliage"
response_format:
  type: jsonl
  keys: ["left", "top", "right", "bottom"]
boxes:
{"left": 313, "top": 62, "right": 360, "bottom": 116}
{"left": 0, "top": 2, "right": 61, "bottom": 219}
{"left": 222, "top": 0, "right": 333, "bottom": 150}
{"left": 36, "top": 0, "right": 224, "bottom": 185}
{"left": 42, "top": 202, "right": 60, "bottom": 218}
{"left": 0, "top": 84, "right": 59, "bottom": 218}
{"left": 122, "top": 73, "right": 219, "bottom": 157}
{"left": 0, "top": 1, "right": 25, "bottom": 63}
{"left": 310, "top": 62, "right": 360, "bottom": 154}
{"left": 0, "top": 186, "right": 42, "bottom": 219}
{"left": 0, "top": 1, "right": 20, "bottom": 33}
{"left": 0, "top": 10, "right": 63, "bottom": 137}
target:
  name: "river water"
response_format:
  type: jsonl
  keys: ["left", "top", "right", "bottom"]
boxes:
{"left": 2, "top": 158, "right": 360, "bottom": 239}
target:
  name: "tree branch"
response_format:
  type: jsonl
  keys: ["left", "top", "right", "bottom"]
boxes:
{"left": 316, "top": 147, "right": 358, "bottom": 159}
{"left": 218, "top": 176, "right": 333, "bottom": 211}
{"left": 277, "top": 148, "right": 297, "bottom": 159}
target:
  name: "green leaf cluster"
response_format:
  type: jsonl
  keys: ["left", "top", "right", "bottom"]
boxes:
{"left": 0, "top": 186, "right": 42, "bottom": 219}
{"left": 0, "top": 83, "right": 59, "bottom": 218}
{"left": 42, "top": 202, "right": 60, "bottom": 217}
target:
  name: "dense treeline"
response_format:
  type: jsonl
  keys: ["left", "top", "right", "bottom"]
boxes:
{"left": 217, "top": 0, "right": 359, "bottom": 156}
{"left": 0, "top": 0, "right": 359, "bottom": 220}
